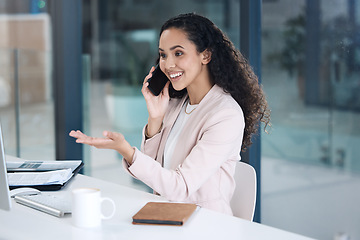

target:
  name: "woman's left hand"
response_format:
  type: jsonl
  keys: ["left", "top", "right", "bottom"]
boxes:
{"left": 69, "top": 130, "right": 135, "bottom": 163}
{"left": 141, "top": 66, "right": 170, "bottom": 137}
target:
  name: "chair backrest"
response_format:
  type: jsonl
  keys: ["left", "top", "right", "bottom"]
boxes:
{"left": 230, "top": 161, "right": 257, "bottom": 221}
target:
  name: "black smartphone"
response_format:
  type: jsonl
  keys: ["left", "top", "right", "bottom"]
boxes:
{"left": 147, "top": 65, "right": 169, "bottom": 96}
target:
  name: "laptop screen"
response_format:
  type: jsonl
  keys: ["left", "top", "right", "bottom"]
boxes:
{"left": 0, "top": 124, "right": 11, "bottom": 211}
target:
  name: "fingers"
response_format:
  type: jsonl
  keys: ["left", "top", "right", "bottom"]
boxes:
{"left": 77, "top": 135, "right": 110, "bottom": 148}
{"left": 141, "top": 81, "right": 150, "bottom": 95}
{"left": 69, "top": 130, "right": 90, "bottom": 144}
{"left": 69, "top": 130, "right": 111, "bottom": 150}
{"left": 103, "top": 130, "right": 113, "bottom": 139}
{"left": 69, "top": 130, "right": 78, "bottom": 137}
{"left": 69, "top": 130, "right": 95, "bottom": 146}
{"left": 143, "top": 66, "right": 155, "bottom": 84}
{"left": 69, "top": 130, "right": 87, "bottom": 139}
{"left": 142, "top": 67, "right": 155, "bottom": 99}
{"left": 162, "top": 81, "right": 170, "bottom": 97}
{"left": 103, "top": 131, "right": 124, "bottom": 142}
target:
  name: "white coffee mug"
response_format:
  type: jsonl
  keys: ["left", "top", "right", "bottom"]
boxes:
{"left": 72, "top": 188, "right": 116, "bottom": 228}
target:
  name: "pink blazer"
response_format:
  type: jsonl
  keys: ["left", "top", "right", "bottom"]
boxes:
{"left": 123, "top": 85, "right": 245, "bottom": 215}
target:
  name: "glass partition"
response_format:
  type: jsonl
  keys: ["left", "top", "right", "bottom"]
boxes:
{"left": 0, "top": 3, "right": 55, "bottom": 160}
{"left": 262, "top": 1, "right": 360, "bottom": 239}
{"left": 81, "top": 54, "right": 92, "bottom": 175}
{"left": 0, "top": 47, "right": 54, "bottom": 160}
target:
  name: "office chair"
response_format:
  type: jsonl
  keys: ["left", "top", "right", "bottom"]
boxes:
{"left": 230, "top": 161, "right": 257, "bottom": 221}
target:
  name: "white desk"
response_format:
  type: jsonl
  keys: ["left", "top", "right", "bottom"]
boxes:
{"left": 1, "top": 157, "right": 315, "bottom": 240}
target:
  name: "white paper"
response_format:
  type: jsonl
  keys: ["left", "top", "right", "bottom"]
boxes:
{"left": 8, "top": 168, "right": 73, "bottom": 186}
{"left": 6, "top": 160, "right": 82, "bottom": 172}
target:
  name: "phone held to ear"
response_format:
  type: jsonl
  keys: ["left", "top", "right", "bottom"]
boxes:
{"left": 147, "top": 65, "right": 169, "bottom": 96}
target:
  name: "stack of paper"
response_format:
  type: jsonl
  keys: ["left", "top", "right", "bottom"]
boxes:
{"left": 8, "top": 168, "right": 73, "bottom": 186}
{"left": 6, "top": 160, "right": 83, "bottom": 190}
{"left": 6, "top": 160, "right": 82, "bottom": 173}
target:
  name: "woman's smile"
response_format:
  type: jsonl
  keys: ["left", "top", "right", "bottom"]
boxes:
{"left": 168, "top": 71, "right": 184, "bottom": 82}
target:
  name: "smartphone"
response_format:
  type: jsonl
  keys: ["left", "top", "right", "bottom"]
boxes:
{"left": 147, "top": 65, "right": 169, "bottom": 96}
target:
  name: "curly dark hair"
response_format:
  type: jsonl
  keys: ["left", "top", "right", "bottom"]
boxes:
{"left": 159, "top": 13, "right": 270, "bottom": 151}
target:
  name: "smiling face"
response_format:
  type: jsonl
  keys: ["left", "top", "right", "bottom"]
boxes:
{"left": 158, "top": 28, "right": 212, "bottom": 94}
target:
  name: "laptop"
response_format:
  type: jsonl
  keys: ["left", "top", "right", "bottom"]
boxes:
{"left": 0, "top": 124, "right": 12, "bottom": 211}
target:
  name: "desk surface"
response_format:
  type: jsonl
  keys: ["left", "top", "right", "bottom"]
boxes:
{"left": 1, "top": 157, "right": 315, "bottom": 240}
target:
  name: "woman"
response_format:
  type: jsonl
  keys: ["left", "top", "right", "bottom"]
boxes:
{"left": 70, "top": 13, "right": 270, "bottom": 215}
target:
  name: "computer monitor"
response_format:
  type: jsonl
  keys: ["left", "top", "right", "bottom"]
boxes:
{"left": 0, "top": 124, "right": 12, "bottom": 211}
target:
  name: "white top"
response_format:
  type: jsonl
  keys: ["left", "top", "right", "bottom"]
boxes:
{"left": 164, "top": 99, "right": 198, "bottom": 169}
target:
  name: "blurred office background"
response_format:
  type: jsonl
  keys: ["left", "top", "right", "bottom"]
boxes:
{"left": 0, "top": 0, "right": 359, "bottom": 239}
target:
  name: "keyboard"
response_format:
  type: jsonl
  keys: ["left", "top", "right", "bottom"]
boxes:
{"left": 14, "top": 193, "right": 71, "bottom": 217}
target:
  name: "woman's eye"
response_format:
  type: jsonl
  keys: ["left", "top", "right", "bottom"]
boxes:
{"left": 159, "top": 53, "right": 166, "bottom": 59}
{"left": 175, "top": 51, "right": 183, "bottom": 57}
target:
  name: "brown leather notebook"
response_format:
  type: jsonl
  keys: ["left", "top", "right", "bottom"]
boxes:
{"left": 132, "top": 202, "right": 197, "bottom": 226}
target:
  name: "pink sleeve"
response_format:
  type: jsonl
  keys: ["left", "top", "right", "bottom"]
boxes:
{"left": 126, "top": 109, "right": 244, "bottom": 201}
{"left": 140, "top": 124, "right": 163, "bottom": 159}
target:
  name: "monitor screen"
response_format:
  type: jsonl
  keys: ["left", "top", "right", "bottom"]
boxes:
{"left": 0, "top": 124, "right": 11, "bottom": 211}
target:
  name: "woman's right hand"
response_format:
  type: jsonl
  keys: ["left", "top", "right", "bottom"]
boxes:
{"left": 141, "top": 66, "right": 170, "bottom": 137}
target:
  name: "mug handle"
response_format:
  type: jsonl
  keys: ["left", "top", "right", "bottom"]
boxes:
{"left": 100, "top": 197, "right": 116, "bottom": 220}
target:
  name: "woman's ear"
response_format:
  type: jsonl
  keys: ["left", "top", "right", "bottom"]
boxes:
{"left": 201, "top": 49, "right": 212, "bottom": 64}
